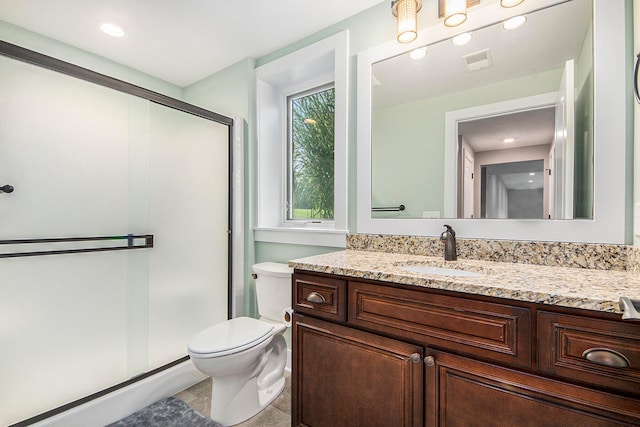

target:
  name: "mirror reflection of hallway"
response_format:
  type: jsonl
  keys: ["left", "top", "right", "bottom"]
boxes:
{"left": 457, "top": 107, "right": 554, "bottom": 219}
{"left": 480, "top": 160, "right": 545, "bottom": 219}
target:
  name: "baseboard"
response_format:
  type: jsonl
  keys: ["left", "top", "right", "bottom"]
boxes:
{"left": 31, "top": 361, "right": 206, "bottom": 427}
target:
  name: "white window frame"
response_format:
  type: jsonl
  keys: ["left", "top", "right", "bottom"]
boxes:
{"left": 255, "top": 31, "right": 348, "bottom": 247}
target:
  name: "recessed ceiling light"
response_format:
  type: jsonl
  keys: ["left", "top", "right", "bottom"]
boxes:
{"left": 503, "top": 137, "right": 515, "bottom": 143}
{"left": 100, "top": 22, "right": 125, "bottom": 37}
{"left": 528, "top": 180, "right": 533, "bottom": 183}
{"left": 503, "top": 15, "right": 527, "bottom": 30}
{"left": 409, "top": 47, "right": 427, "bottom": 60}
{"left": 452, "top": 32, "right": 472, "bottom": 46}
{"left": 529, "top": 172, "right": 535, "bottom": 176}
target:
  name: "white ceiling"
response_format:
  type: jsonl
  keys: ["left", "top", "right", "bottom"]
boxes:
{"left": 0, "top": 0, "right": 386, "bottom": 87}
{"left": 458, "top": 107, "right": 555, "bottom": 152}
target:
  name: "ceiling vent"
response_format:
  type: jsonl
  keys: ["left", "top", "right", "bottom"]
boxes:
{"left": 462, "top": 49, "right": 492, "bottom": 72}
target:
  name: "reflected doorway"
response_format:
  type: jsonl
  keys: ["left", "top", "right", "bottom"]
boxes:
{"left": 456, "top": 106, "right": 555, "bottom": 219}
{"left": 480, "top": 160, "right": 545, "bottom": 219}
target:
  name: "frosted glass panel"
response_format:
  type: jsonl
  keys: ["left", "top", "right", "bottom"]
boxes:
{"left": 0, "top": 254, "right": 129, "bottom": 425}
{"left": 0, "top": 56, "right": 131, "bottom": 239}
{"left": 0, "top": 56, "right": 144, "bottom": 425}
{"left": 147, "top": 103, "right": 229, "bottom": 367}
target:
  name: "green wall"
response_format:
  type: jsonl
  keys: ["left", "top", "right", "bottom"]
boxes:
{"left": 238, "top": 2, "right": 397, "bottom": 316}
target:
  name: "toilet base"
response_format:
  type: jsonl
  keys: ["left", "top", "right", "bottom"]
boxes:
{"left": 209, "top": 334, "right": 287, "bottom": 426}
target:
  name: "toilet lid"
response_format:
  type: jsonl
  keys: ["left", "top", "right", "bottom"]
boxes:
{"left": 188, "top": 317, "right": 274, "bottom": 357}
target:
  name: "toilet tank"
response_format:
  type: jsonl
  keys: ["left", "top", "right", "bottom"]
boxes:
{"left": 252, "top": 262, "right": 293, "bottom": 322}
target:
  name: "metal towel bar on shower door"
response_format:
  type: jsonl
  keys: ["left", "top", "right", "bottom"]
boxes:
{"left": 0, "top": 234, "right": 154, "bottom": 259}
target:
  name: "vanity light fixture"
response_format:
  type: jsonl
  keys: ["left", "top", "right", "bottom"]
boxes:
{"left": 444, "top": 0, "right": 467, "bottom": 27}
{"left": 501, "top": 0, "right": 525, "bottom": 7}
{"left": 452, "top": 32, "right": 473, "bottom": 46}
{"left": 409, "top": 47, "right": 427, "bottom": 60}
{"left": 503, "top": 15, "right": 527, "bottom": 30}
{"left": 391, "top": 0, "right": 422, "bottom": 43}
{"left": 100, "top": 22, "right": 125, "bottom": 37}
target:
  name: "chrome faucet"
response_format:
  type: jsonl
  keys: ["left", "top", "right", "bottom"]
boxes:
{"left": 440, "top": 225, "right": 457, "bottom": 261}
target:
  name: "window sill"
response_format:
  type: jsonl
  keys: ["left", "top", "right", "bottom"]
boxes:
{"left": 253, "top": 227, "right": 347, "bottom": 247}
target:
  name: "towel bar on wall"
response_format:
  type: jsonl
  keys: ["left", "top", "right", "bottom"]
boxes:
{"left": 0, "top": 234, "right": 154, "bottom": 259}
{"left": 372, "top": 204, "right": 405, "bottom": 212}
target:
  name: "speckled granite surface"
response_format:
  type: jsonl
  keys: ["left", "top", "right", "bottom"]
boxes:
{"left": 346, "top": 234, "right": 634, "bottom": 271}
{"left": 289, "top": 250, "right": 640, "bottom": 314}
{"left": 629, "top": 246, "right": 640, "bottom": 273}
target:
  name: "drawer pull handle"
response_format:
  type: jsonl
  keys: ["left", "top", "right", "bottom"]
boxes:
{"left": 582, "top": 348, "right": 630, "bottom": 368}
{"left": 409, "top": 353, "right": 421, "bottom": 364}
{"left": 306, "top": 292, "right": 326, "bottom": 304}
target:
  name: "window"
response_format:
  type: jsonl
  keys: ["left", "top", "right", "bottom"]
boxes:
{"left": 255, "top": 31, "right": 348, "bottom": 247}
{"left": 287, "top": 85, "right": 335, "bottom": 222}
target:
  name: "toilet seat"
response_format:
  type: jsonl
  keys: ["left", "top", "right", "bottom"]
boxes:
{"left": 188, "top": 317, "right": 274, "bottom": 358}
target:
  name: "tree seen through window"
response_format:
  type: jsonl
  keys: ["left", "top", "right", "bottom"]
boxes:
{"left": 288, "top": 86, "right": 335, "bottom": 220}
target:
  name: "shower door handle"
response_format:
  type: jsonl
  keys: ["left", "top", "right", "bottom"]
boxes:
{"left": 0, "top": 185, "right": 14, "bottom": 193}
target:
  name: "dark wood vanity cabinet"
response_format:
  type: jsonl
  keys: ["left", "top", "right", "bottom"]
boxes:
{"left": 292, "top": 271, "right": 640, "bottom": 427}
{"left": 425, "top": 348, "right": 640, "bottom": 427}
{"left": 292, "top": 315, "right": 423, "bottom": 427}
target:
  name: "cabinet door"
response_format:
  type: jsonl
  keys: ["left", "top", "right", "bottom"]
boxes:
{"left": 292, "top": 314, "right": 423, "bottom": 427}
{"left": 424, "top": 349, "right": 640, "bottom": 427}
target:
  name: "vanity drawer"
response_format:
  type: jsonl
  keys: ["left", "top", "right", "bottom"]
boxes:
{"left": 293, "top": 273, "right": 346, "bottom": 322}
{"left": 348, "top": 281, "right": 532, "bottom": 368}
{"left": 538, "top": 311, "right": 640, "bottom": 396}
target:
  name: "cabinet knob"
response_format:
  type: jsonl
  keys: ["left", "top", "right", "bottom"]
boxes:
{"left": 306, "top": 292, "right": 326, "bottom": 304}
{"left": 582, "top": 348, "right": 630, "bottom": 368}
{"left": 424, "top": 355, "right": 435, "bottom": 366}
{"left": 409, "top": 353, "right": 421, "bottom": 364}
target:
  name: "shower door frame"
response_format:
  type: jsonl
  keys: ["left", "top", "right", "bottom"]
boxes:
{"left": 0, "top": 40, "right": 235, "bottom": 426}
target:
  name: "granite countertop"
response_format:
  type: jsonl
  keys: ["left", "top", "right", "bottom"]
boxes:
{"left": 289, "top": 250, "right": 640, "bottom": 314}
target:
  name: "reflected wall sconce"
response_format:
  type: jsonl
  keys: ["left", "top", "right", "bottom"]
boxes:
{"left": 391, "top": 0, "right": 422, "bottom": 43}
{"left": 501, "top": 0, "right": 525, "bottom": 7}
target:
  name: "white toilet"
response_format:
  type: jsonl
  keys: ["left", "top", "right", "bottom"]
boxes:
{"left": 187, "top": 262, "right": 293, "bottom": 426}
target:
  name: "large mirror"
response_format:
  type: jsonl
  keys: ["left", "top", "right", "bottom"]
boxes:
{"left": 356, "top": 0, "right": 628, "bottom": 243}
{"left": 371, "top": 0, "right": 591, "bottom": 220}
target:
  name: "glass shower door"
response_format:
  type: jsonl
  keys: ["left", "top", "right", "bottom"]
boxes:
{"left": 0, "top": 52, "right": 229, "bottom": 426}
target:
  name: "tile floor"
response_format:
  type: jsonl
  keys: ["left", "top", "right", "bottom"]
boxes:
{"left": 174, "top": 373, "right": 292, "bottom": 427}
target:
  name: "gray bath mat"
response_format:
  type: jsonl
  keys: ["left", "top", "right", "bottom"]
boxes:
{"left": 107, "top": 396, "right": 223, "bottom": 427}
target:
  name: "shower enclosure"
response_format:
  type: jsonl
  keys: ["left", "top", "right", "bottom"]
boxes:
{"left": 0, "top": 42, "right": 232, "bottom": 426}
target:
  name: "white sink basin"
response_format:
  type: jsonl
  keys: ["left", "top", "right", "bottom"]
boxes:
{"left": 400, "top": 265, "right": 485, "bottom": 277}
